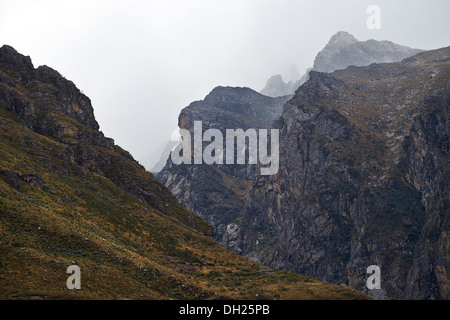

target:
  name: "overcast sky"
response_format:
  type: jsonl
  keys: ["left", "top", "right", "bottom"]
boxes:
{"left": 0, "top": 0, "right": 449, "bottom": 168}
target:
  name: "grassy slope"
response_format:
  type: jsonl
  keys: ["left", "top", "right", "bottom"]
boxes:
{"left": 0, "top": 106, "right": 368, "bottom": 300}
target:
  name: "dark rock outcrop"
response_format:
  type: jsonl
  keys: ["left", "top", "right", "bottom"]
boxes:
{"left": 157, "top": 87, "right": 290, "bottom": 242}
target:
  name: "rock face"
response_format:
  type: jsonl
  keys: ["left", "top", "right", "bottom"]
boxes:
{"left": 229, "top": 47, "right": 450, "bottom": 299}
{"left": 403, "top": 88, "right": 450, "bottom": 299}
{"left": 0, "top": 45, "right": 99, "bottom": 132}
{"left": 156, "top": 32, "right": 448, "bottom": 299}
{"left": 260, "top": 31, "right": 422, "bottom": 97}
{"left": 156, "top": 87, "right": 290, "bottom": 242}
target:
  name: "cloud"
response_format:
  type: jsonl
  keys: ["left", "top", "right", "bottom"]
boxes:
{"left": 0, "top": 0, "right": 449, "bottom": 167}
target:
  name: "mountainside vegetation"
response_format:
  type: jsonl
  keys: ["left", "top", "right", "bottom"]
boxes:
{"left": 0, "top": 45, "right": 368, "bottom": 300}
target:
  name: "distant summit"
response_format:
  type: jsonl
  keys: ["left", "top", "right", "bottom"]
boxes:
{"left": 260, "top": 73, "right": 308, "bottom": 98}
{"left": 260, "top": 31, "right": 423, "bottom": 97}
{"left": 326, "top": 30, "right": 359, "bottom": 47}
{"left": 313, "top": 31, "right": 423, "bottom": 73}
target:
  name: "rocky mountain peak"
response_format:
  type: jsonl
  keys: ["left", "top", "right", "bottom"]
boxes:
{"left": 313, "top": 31, "right": 423, "bottom": 73}
{"left": 327, "top": 31, "right": 359, "bottom": 47}
{"left": 157, "top": 85, "right": 292, "bottom": 240}
{"left": 0, "top": 45, "right": 34, "bottom": 75}
{"left": 179, "top": 85, "right": 289, "bottom": 132}
{"left": 0, "top": 45, "right": 100, "bottom": 132}
{"left": 260, "top": 75, "right": 295, "bottom": 98}
{"left": 260, "top": 32, "right": 420, "bottom": 97}
{"left": 204, "top": 86, "right": 263, "bottom": 106}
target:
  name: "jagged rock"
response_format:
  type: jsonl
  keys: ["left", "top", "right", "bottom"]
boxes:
{"left": 260, "top": 75, "right": 296, "bottom": 98}
{"left": 260, "top": 70, "right": 311, "bottom": 98}
{"left": 260, "top": 31, "right": 422, "bottom": 97}
{"left": 313, "top": 31, "right": 423, "bottom": 73}
{"left": 0, "top": 45, "right": 34, "bottom": 76}
{"left": 157, "top": 87, "right": 290, "bottom": 241}
{"left": 232, "top": 47, "right": 450, "bottom": 300}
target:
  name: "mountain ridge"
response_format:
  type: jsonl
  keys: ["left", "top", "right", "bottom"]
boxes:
{"left": 0, "top": 45, "right": 368, "bottom": 300}
{"left": 260, "top": 31, "right": 423, "bottom": 97}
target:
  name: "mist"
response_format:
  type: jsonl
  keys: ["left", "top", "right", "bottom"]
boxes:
{"left": 0, "top": 0, "right": 448, "bottom": 169}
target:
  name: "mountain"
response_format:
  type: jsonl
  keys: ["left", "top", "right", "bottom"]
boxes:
{"left": 260, "top": 31, "right": 423, "bottom": 97}
{"left": 260, "top": 71, "right": 311, "bottom": 98}
{"left": 0, "top": 45, "right": 368, "bottom": 300}
{"left": 260, "top": 75, "right": 295, "bottom": 98}
{"left": 313, "top": 31, "right": 423, "bottom": 73}
{"left": 146, "top": 139, "right": 180, "bottom": 173}
{"left": 156, "top": 31, "right": 448, "bottom": 299}
{"left": 228, "top": 47, "right": 450, "bottom": 300}
{"left": 156, "top": 87, "right": 291, "bottom": 243}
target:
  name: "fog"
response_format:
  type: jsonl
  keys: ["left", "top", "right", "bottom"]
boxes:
{"left": 1, "top": 0, "right": 449, "bottom": 169}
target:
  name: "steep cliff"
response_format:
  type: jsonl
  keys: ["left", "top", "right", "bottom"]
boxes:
{"left": 157, "top": 87, "right": 290, "bottom": 242}
{"left": 230, "top": 47, "right": 450, "bottom": 299}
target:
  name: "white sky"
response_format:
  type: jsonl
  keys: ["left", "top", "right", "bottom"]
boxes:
{"left": 0, "top": 0, "right": 449, "bottom": 167}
